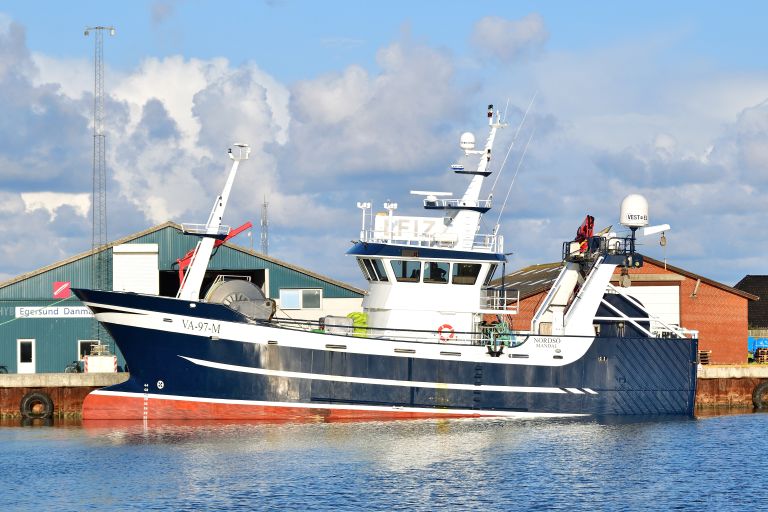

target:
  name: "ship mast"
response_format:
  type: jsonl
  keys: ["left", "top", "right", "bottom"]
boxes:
{"left": 177, "top": 144, "right": 250, "bottom": 300}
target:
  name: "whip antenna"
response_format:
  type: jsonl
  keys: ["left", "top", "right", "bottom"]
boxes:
{"left": 495, "top": 127, "right": 536, "bottom": 231}
{"left": 490, "top": 91, "right": 537, "bottom": 195}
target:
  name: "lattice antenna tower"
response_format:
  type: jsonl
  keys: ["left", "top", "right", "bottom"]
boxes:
{"left": 260, "top": 196, "right": 269, "bottom": 255}
{"left": 84, "top": 26, "right": 115, "bottom": 290}
{"left": 85, "top": 26, "right": 115, "bottom": 346}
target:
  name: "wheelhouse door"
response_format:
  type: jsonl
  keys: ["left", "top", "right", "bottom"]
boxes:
{"left": 17, "top": 339, "right": 35, "bottom": 374}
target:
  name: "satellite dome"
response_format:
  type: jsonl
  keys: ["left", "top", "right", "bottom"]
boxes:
{"left": 460, "top": 132, "right": 475, "bottom": 151}
{"left": 620, "top": 194, "right": 649, "bottom": 228}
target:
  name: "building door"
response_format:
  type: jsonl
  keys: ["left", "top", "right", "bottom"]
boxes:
{"left": 17, "top": 339, "right": 35, "bottom": 374}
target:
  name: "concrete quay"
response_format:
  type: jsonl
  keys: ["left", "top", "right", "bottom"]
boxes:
{"left": 696, "top": 365, "right": 768, "bottom": 409}
{"left": 0, "top": 373, "right": 128, "bottom": 418}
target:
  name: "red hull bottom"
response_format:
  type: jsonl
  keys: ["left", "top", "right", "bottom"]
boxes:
{"left": 81, "top": 392, "right": 493, "bottom": 422}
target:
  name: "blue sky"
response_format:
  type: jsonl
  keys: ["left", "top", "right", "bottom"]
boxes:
{"left": 1, "top": 1, "right": 767, "bottom": 288}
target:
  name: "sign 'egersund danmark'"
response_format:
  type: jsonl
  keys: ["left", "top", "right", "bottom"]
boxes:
{"left": 15, "top": 306, "right": 94, "bottom": 318}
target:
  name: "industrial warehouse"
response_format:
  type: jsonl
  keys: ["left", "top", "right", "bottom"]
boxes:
{"left": 0, "top": 222, "right": 364, "bottom": 374}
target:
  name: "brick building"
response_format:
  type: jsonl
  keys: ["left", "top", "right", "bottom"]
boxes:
{"left": 734, "top": 275, "right": 768, "bottom": 355}
{"left": 498, "top": 256, "right": 757, "bottom": 364}
{"left": 734, "top": 275, "right": 768, "bottom": 329}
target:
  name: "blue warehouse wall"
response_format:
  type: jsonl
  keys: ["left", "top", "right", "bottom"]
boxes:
{"left": 0, "top": 222, "right": 362, "bottom": 373}
{"left": 0, "top": 256, "right": 121, "bottom": 373}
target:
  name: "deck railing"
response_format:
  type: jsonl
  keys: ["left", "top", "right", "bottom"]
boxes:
{"left": 479, "top": 287, "right": 519, "bottom": 314}
{"left": 181, "top": 223, "right": 230, "bottom": 236}
{"left": 360, "top": 229, "right": 503, "bottom": 252}
{"left": 423, "top": 198, "right": 492, "bottom": 210}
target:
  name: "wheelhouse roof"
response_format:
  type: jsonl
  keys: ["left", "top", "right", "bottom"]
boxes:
{"left": 347, "top": 242, "right": 505, "bottom": 262}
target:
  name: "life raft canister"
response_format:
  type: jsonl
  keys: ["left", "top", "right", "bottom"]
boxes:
{"left": 437, "top": 324, "right": 455, "bottom": 342}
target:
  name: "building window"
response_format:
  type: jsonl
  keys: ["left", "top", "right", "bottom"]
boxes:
{"left": 79, "top": 340, "right": 101, "bottom": 360}
{"left": 452, "top": 263, "right": 482, "bottom": 285}
{"left": 390, "top": 260, "right": 421, "bottom": 282}
{"left": 302, "top": 289, "right": 321, "bottom": 309}
{"left": 279, "top": 289, "right": 322, "bottom": 309}
{"left": 19, "top": 341, "right": 32, "bottom": 363}
{"left": 424, "top": 261, "right": 449, "bottom": 284}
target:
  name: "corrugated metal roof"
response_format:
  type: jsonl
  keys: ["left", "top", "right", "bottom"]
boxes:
{"left": 492, "top": 255, "right": 758, "bottom": 302}
{"left": 490, "top": 262, "right": 562, "bottom": 300}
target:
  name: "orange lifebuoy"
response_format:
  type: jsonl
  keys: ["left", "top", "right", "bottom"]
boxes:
{"left": 437, "top": 323, "right": 455, "bottom": 342}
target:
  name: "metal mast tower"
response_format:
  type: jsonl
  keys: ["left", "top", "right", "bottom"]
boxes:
{"left": 85, "top": 26, "right": 115, "bottom": 345}
{"left": 260, "top": 196, "right": 269, "bottom": 255}
{"left": 85, "top": 25, "right": 115, "bottom": 290}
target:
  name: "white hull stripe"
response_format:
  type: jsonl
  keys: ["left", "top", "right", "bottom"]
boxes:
{"left": 90, "top": 390, "right": 586, "bottom": 418}
{"left": 180, "top": 356, "right": 590, "bottom": 395}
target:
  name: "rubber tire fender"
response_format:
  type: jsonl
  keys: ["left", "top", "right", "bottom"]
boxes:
{"left": 752, "top": 381, "right": 768, "bottom": 409}
{"left": 20, "top": 390, "right": 54, "bottom": 419}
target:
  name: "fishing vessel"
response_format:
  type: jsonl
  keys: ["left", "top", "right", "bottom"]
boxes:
{"left": 75, "top": 105, "right": 698, "bottom": 420}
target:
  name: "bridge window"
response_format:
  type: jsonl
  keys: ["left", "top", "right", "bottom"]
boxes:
{"left": 358, "top": 258, "right": 374, "bottom": 281}
{"left": 452, "top": 263, "right": 482, "bottom": 285}
{"left": 484, "top": 264, "right": 499, "bottom": 285}
{"left": 357, "top": 258, "right": 389, "bottom": 282}
{"left": 424, "top": 261, "right": 449, "bottom": 284}
{"left": 371, "top": 259, "right": 389, "bottom": 281}
{"left": 391, "top": 260, "right": 421, "bottom": 282}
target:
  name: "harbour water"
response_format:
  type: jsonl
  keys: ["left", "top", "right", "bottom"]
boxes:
{"left": 1, "top": 411, "right": 767, "bottom": 511}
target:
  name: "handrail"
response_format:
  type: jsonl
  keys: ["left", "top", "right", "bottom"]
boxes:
{"left": 530, "top": 263, "right": 569, "bottom": 332}
{"left": 360, "top": 229, "right": 502, "bottom": 252}
{"left": 606, "top": 283, "right": 699, "bottom": 339}
{"left": 479, "top": 287, "right": 519, "bottom": 314}
{"left": 181, "top": 223, "right": 230, "bottom": 236}
{"left": 424, "top": 198, "right": 492, "bottom": 209}
{"left": 268, "top": 316, "right": 528, "bottom": 346}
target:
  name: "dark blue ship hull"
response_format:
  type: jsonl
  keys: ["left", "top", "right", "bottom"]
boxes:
{"left": 75, "top": 289, "right": 698, "bottom": 420}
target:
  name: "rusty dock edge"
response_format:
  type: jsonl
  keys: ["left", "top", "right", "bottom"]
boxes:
{"left": 696, "top": 366, "right": 768, "bottom": 409}
{"left": 0, "top": 373, "right": 129, "bottom": 418}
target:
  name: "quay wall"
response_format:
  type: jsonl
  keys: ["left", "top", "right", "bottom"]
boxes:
{"left": 696, "top": 366, "right": 768, "bottom": 408}
{"left": 0, "top": 373, "right": 128, "bottom": 418}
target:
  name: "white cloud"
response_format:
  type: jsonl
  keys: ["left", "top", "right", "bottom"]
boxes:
{"left": 111, "top": 56, "right": 230, "bottom": 156}
{"left": 292, "top": 65, "right": 371, "bottom": 125}
{"left": 0, "top": 191, "right": 24, "bottom": 215}
{"left": 30, "top": 53, "right": 91, "bottom": 98}
{"left": 286, "top": 38, "right": 461, "bottom": 179}
{"left": 21, "top": 192, "right": 90, "bottom": 219}
{"left": 471, "top": 14, "right": 548, "bottom": 63}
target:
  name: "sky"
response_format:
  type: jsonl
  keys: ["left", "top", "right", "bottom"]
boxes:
{"left": 1, "top": 1, "right": 767, "bottom": 289}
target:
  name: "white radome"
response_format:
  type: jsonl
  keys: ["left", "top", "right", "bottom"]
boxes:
{"left": 620, "top": 194, "right": 649, "bottom": 228}
{"left": 460, "top": 132, "right": 475, "bottom": 151}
